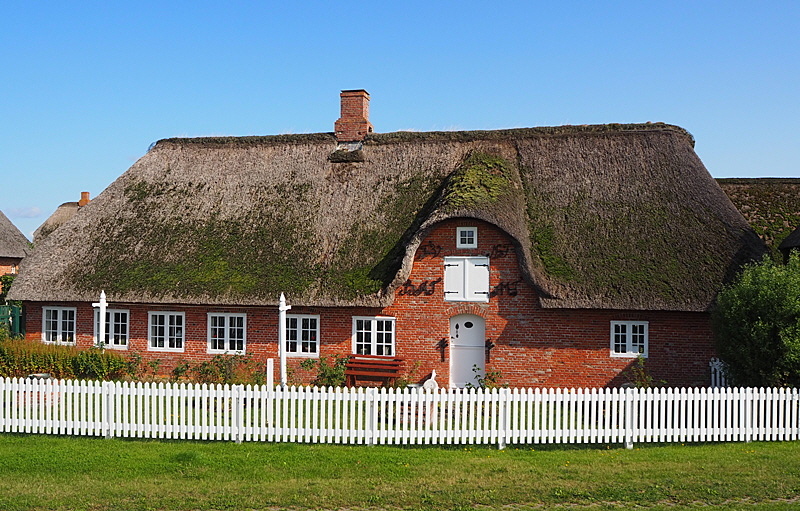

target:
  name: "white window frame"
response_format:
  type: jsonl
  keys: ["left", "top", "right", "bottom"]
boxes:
{"left": 93, "top": 308, "right": 130, "bottom": 349}
{"left": 285, "top": 314, "right": 320, "bottom": 357}
{"left": 456, "top": 226, "right": 478, "bottom": 248}
{"left": 207, "top": 313, "right": 247, "bottom": 354}
{"left": 148, "top": 311, "right": 185, "bottom": 352}
{"left": 443, "top": 256, "right": 490, "bottom": 302}
{"left": 42, "top": 306, "right": 76, "bottom": 345}
{"left": 610, "top": 321, "right": 649, "bottom": 358}
{"left": 352, "top": 316, "right": 395, "bottom": 356}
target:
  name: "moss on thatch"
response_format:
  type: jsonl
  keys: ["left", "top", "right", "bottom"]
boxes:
{"left": 437, "top": 152, "right": 513, "bottom": 212}
{"left": 717, "top": 178, "right": 800, "bottom": 260}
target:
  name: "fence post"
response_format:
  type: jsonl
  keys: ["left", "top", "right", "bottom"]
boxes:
{"left": 103, "top": 381, "right": 113, "bottom": 439}
{"left": 624, "top": 388, "right": 634, "bottom": 449}
{"left": 367, "top": 387, "right": 376, "bottom": 446}
{"left": 234, "top": 384, "right": 243, "bottom": 444}
{"left": 498, "top": 388, "right": 508, "bottom": 450}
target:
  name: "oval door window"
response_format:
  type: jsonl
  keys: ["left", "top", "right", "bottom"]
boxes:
{"left": 464, "top": 322, "right": 474, "bottom": 328}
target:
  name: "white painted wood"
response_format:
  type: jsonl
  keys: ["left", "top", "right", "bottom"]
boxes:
{"left": 2, "top": 378, "right": 799, "bottom": 447}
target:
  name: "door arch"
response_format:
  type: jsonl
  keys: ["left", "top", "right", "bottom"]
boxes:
{"left": 449, "top": 314, "right": 485, "bottom": 388}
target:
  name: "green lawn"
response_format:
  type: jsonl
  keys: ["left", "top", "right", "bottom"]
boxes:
{"left": 0, "top": 434, "right": 798, "bottom": 510}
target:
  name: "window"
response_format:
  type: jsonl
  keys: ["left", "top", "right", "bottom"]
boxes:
{"left": 94, "top": 309, "right": 129, "bottom": 348}
{"left": 286, "top": 314, "right": 319, "bottom": 356}
{"left": 457, "top": 227, "right": 478, "bottom": 248}
{"left": 208, "top": 313, "right": 246, "bottom": 353}
{"left": 443, "top": 256, "right": 490, "bottom": 302}
{"left": 353, "top": 317, "right": 395, "bottom": 356}
{"left": 42, "top": 307, "right": 76, "bottom": 344}
{"left": 148, "top": 312, "right": 185, "bottom": 351}
{"left": 610, "top": 321, "right": 649, "bottom": 357}
{"left": 10, "top": 264, "right": 17, "bottom": 274}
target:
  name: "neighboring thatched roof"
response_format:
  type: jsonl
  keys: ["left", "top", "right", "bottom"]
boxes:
{"left": 0, "top": 211, "right": 30, "bottom": 260}
{"left": 717, "top": 178, "right": 800, "bottom": 260}
{"left": 778, "top": 226, "right": 800, "bottom": 252}
{"left": 32, "top": 201, "right": 81, "bottom": 244}
{"left": 10, "top": 123, "right": 765, "bottom": 311}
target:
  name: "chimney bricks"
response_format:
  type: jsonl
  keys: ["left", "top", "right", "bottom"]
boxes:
{"left": 78, "top": 191, "right": 90, "bottom": 207}
{"left": 334, "top": 89, "right": 374, "bottom": 142}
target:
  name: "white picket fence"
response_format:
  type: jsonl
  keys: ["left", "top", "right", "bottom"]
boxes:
{"left": 1, "top": 377, "right": 798, "bottom": 448}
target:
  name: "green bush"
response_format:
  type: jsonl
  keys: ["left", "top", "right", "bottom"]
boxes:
{"left": 712, "top": 253, "right": 800, "bottom": 387}
{"left": 299, "top": 355, "right": 349, "bottom": 387}
{"left": 191, "top": 354, "right": 266, "bottom": 386}
{"left": 0, "top": 339, "right": 129, "bottom": 380}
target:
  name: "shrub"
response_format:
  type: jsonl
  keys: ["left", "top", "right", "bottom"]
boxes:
{"left": 191, "top": 354, "right": 266, "bottom": 385}
{"left": 299, "top": 355, "right": 349, "bottom": 387}
{"left": 712, "top": 253, "right": 800, "bottom": 387}
{"left": 0, "top": 339, "right": 129, "bottom": 380}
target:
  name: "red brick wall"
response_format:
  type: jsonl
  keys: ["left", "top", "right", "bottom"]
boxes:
{"left": 0, "top": 257, "right": 22, "bottom": 291}
{"left": 22, "top": 219, "right": 716, "bottom": 388}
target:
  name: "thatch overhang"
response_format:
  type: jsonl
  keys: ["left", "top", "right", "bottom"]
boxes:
{"left": 0, "top": 211, "right": 30, "bottom": 260}
{"left": 9, "top": 123, "right": 765, "bottom": 311}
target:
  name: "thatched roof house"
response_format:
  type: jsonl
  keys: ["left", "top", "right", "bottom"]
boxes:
{"left": 0, "top": 211, "right": 29, "bottom": 261}
{"left": 32, "top": 192, "right": 91, "bottom": 244}
{"left": 11, "top": 122, "right": 762, "bottom": 312}
{"left": 9, "top": 90, "right": 768, "bottom": 388}
{"left": 0, "top": 210, "right": 30, "bottom": 276}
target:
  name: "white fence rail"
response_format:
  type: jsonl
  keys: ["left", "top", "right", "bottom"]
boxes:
{"left": 1, "top": 378, "right": 798, "bottom": 448}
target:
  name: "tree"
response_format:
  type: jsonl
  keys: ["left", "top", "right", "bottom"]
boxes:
{"left": 712, "top": 253, "right": 800, "bottom": 387}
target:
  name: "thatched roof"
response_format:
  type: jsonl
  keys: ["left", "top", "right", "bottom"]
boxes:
{"left": 0, "top": 211, "right": 30, "bottom": 260}
{"left": 32, "top": 201, "right": 81, "bottom": 244}
{"left": 779, "top": 227, "right": 800, "bottom": 252}
{"left": 717, "top": 178, "right": 800, "bottom": 259}
{"left": 10, "top": 123, "right": 765, "bottom": 311}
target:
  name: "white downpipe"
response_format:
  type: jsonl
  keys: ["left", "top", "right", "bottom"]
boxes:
{"left": 278, "top": 293, "right": 292, "bottom": 387}
{"left": 91, "top": 290, "right": 107, "bottom": 349}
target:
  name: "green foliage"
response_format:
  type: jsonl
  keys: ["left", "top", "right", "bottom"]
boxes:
{"left": 170, "top": 359, "right": 191, "bottom": 382}
{"left": 712, "top": 253, "right": 800, "bottom": 387}
{"left": 623, "top": 356, "right": 667, "bottom": 389}
{"left": 0, "top": 339, "right": 129, "bottom": 380}
{"left": 299, "top": 355, "right": 350, "bottom": 387}
{"left": 0, "top": 274, "right": 19, "bottom": 306}
{"left": 191, "top": 354, "right": 266, "bottom": 386}
{"left": 466, "top": 364, "right": 508, "bottom": 389}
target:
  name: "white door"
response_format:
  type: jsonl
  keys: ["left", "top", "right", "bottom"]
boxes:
{"left": 449, "top": 314, "right": 486, "bottom": 388}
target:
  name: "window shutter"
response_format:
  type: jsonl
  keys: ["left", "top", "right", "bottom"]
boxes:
{"left": 467, "top": 257, "right": 490, "bottom": 302}
{"left": 444, "top": 257, "right": 465, "bottom": 301}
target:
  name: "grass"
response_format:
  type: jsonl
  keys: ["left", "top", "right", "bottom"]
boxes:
{"left": 0, "top": 435, "right": 798, "bottom": 510}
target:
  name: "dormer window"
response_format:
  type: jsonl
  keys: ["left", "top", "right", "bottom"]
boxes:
{"left": 457, "top": 227, "right": 477, "bottom": 248}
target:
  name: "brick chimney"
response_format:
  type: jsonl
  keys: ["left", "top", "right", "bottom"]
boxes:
{"left": 78, "top": 191, "right": 90, "bottom": 207}
{"left": 334, "top": 89, "right": 373, "bottom": 142}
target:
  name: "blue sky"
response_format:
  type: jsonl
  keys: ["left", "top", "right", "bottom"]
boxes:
{"left": 2, "top": 1, "right": 798, "bottom": 239}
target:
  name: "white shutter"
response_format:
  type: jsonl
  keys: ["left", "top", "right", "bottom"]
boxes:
{"left": 443, "top": 257, "right": 465, "bottom": 301}
{"left": 444, "top": 256, "right": 490, "bottom": 302}
{"left": 467, "top": 257, "right": 490, "bottom": 302}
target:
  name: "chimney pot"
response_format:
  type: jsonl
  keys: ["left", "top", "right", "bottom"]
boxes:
{"left": 334, "top": 89, "right": 374, "bottom": 142}
{"left": 78, "top": 191, "right": 90, "bottom": 207}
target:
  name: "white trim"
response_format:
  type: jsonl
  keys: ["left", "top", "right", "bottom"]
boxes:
{"left": 285, "top": 314, "right": 320, "bottom": 358}
{"left": 456, "top": 226, "right": 478, "bottom": 248}
{"left": 610, "top": 320, "right": 649, "bottom": 358}
{"left": 352, "top": 316, "right": 396, "bottom": 356}
{"left": 148, "top": 311, "right": 185, "bottom": 352}
{"left": 207, "top": 312, "right": 247, "bottom": 354}
{"left": 42, "top": 306, "right": 76, "bottom": 345}
{"left": 93, "top": 308, "right": 130, "bottom": 349}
